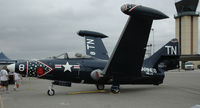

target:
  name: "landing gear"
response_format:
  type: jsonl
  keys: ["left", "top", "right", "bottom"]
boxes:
{"left": 96, "top": 84, "right": 105, "bottom": 90}
{"left": 47, "top": 84, "right": 55, "bottom": 96}
{"left": 47, "top": 80, "right": 72, "bottom": 96}
{"left": 111, "top": 85, "right": 120, "bottom": 94}
{"left": 111, "top": 75, "right": 120, "bottom": 94}
{"left": 47, "top": 89, "right": 55, "bottom": 96}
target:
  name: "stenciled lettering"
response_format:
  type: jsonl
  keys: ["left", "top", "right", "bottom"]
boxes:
{"left": 86, "top": 39, "right": 95, "bottom": 50}
{"left": 141, "top": 67, "right": 157, "bottom": 75}
{"left": 165, "top": 46, "right": 177, "bottom": 55}
{"left": 90, "top": 52, "right": 96, "bottom": 55}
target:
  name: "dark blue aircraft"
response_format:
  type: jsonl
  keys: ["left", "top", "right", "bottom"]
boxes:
{"left": 7, "top": 4, "right": 179, "bottom": 96}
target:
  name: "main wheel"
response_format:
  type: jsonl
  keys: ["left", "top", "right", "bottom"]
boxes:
{"left": 111, "top": 86, "right": 120, "bottom": 94}
{"left": 96, "top": 84, "right": 105, "bottom": 90}
{"left": 47, "top": 89, "right": 55, "bottom": 96}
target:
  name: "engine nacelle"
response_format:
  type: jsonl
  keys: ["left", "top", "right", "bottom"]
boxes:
{"left": 90, "top": 69, "right": 104, "bottom": 81}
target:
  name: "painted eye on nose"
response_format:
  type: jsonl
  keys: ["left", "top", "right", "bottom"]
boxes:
{"left": 36, "top": 67, "right": 44, "bottom": 75}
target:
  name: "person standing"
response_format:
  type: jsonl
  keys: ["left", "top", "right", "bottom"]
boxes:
{"left": 0, "top": 66, "right": 9, "bottom": 93}
{"left": 13, "top": 72, "right": 22, "bottom": 91}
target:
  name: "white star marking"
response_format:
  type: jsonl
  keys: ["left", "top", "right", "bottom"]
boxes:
{"left": 62, "top": 62, "right": 73, "bottom": 72}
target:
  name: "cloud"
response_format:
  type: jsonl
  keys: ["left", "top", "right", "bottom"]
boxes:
{"left": 0, "top": 0, "right": 199, "bottom": 59}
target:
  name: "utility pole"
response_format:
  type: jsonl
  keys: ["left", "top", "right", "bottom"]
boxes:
{"left": 151, "top": 28, "right": 155, "bottom": 54}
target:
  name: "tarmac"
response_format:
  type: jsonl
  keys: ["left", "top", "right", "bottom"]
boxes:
{"left": 0, "top": 70, "right": 200, "bottom": 108}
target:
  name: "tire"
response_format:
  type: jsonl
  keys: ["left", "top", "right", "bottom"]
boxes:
{"left": 47, "top": 89, "right": 55, "bottom": 96}
{"left": 111, "top": 86, "right": 120, "bottom": 94}
{"left": 96, "top": 84, "right": 105, "bottom": 90}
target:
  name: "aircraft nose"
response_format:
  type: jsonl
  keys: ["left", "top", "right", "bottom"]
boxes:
{"left": 7, "top": 63, "right": 15, "bottom": 72}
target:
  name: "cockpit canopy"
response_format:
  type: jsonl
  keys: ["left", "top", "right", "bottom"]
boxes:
{"left": 49, "top": 52, "right": 92, "bottom": 59}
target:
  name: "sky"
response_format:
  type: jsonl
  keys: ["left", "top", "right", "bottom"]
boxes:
{"left": 0, "top": 0, "right": 199, "bottom": 59}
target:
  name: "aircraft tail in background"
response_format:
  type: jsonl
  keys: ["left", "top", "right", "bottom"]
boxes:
{"left": 144, "top": 38, "right": 179, "bottom": 71}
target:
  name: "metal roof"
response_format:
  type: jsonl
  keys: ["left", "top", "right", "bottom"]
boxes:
{"left": 175, "top": 0, "right": 199, "bottom": 13}
{"left": 0, "top": 52, "right": 9, "bottom": 60}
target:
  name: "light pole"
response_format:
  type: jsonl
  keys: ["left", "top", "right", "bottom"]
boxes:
{"left": 151, "top": 28, "right": 154, "bottom": 54}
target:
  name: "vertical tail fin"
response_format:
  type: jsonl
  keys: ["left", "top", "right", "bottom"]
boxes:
{"left": 145, "top": 38, "right": 179, "bottom": 70}
{"left": 77, "top": 30, "right": 109, "bottom": 60}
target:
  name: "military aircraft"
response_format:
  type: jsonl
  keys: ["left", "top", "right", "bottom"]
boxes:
{"left": 7, "top": 4, "right": 179, "bottom": 96}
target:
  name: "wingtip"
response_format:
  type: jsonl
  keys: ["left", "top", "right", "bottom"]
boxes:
{"left": 121, "top": 4, "right": 169, "bottom": 20}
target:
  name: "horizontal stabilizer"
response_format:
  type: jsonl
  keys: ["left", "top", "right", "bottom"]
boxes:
{"left": 78, "top": 30, "right": 108, "bottom": 38}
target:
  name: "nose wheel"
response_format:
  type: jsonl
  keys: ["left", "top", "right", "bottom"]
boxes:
{"left": 47, "top": 83, "right": 55, "bottom": 96}
{"left": 47, "top": 89, "right": 55, "bottom": 96}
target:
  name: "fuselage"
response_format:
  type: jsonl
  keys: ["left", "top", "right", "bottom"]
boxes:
{"left": 10, "top": 56, "right": 164, "bottom": 85}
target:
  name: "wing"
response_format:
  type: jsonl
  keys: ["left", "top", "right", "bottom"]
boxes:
{"left": 104, "top": 4, "right": 168, "bottom": 77}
